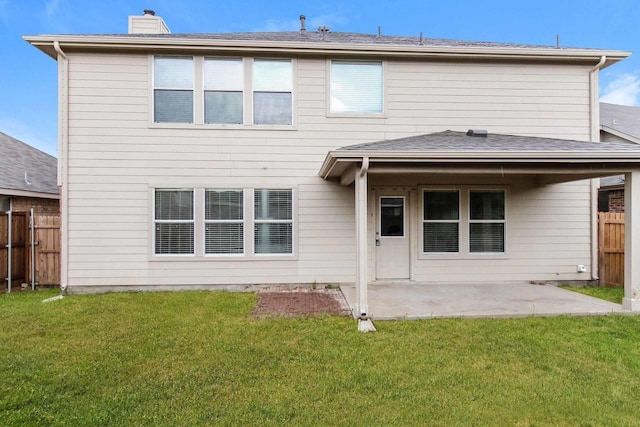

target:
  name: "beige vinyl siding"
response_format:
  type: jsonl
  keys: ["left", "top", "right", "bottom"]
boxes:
{"left": 64, "top": 53, "right": 594, "bottom": 289}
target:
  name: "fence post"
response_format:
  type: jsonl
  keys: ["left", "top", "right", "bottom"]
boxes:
{"left": 7, "top": 210, "right": 11, "bottom": 293}
{"left": 30, "top": 208, "right": 35, "bottom": 291}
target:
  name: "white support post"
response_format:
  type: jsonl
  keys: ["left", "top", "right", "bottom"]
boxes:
{"left": 623, "top": 170, "right": 640, "bottom": 311}
{"left": 355, "top": 159, "right": 375, "bottom": 332}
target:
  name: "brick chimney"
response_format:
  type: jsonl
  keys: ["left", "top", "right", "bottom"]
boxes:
{"left": 128, "top": 9, "right": 170, "bottom": 34}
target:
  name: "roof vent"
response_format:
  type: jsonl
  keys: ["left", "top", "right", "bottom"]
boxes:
{"left": 318, "top": 26, "right": 330, "bottom": 41}
{"left": 300, "top": 15, "right": 306, "bottom": 33}
{"left": 467, "top": 129, "right": 488, "bottom": 137}
{"left": 143, "top": 9, "right": 156, "bottom": 16}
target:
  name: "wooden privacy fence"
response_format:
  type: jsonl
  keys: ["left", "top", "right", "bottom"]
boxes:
{"left": 598, "top": 212, "right": 624, "bottom": 288}
{"left": 0, "top": 211, "right": 60, "bottom": 292}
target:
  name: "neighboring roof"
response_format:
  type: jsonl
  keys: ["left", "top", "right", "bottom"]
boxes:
{"left": 320, "top": 130, "right": 640, "bottom": 180}
{"left": 0, "top": 132, "right": 58, "bottom": 197}
{"left": 25, "top": 30, "right": 629, "bottom": 67}
{"left": 600, "top": 102, "right": 640, "bottom": 144}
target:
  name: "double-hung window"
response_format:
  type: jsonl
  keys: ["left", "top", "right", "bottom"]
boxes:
{"left": 252, "top": 59, "right": 293, "bottom": 125}
{"left": 205, "top": 189, "right": 244, "bottom": 255}
{"left": 469, "top": 190, "right": 505, "bottom": 253}
{"left": 254, "top": 189, "right": 293, "bottom": 254}
{"left": 153, "top": 56, "right": 194, "bottom": 123}
{"left": 330, "top": 61, "right": 383, "bottom": 114}
{"left": 204, "top": 58, "right": 244, "bottom": 124}
{"left": 423, "top": 190, "right": 460, "bottom": 253}
{"left": 154, "top": 189, "right": 195, "bottom": 255}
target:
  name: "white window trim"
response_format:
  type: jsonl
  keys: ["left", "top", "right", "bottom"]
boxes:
{"left": 254, "top": 188, "right": 295, "bottom": 256}
{"left": 421, "top": 189, "right": 461, "bottom": 255}
{"left": 419, "top": 186, "right": 509, "bottom": 259}
{"left": 151, "top": 56, "right": 196, "bottom": 125}
{"left": 203, "top": 188, "right": 245, "bottom": 257}
{"left": 203, "top": 57, "right": 245, "bottom": 126}
{"left": 468, "top": 189, "right": 507, "bottom": 255}
{"left": 149, "top": 55, "right": 296, "bottom": 129}
{"left": 152, "top": 188, "right": 196, "bottom": 257}
{"left": 326, "top": 59, "right": 387, "bottom": 118}
{"left": 149, "top": 186, "right": 297, "bottom": 261}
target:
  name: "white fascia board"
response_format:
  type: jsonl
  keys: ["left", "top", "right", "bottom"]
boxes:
{"left": 24, "top": 35, "right": 630, "bottom": 66}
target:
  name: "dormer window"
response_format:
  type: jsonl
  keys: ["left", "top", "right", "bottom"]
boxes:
{"left": 330, "top": 60, "right": 383, "bottom": 114}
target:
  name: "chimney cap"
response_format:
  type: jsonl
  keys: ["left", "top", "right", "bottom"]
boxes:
{"left": 466, "top": 129, "right": 488, "bottom": 137}
{"left": 143, "top": 9, "right": 156, "bottom": 16}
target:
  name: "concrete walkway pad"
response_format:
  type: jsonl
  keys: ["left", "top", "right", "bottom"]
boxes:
{"left": 340, "top": 282, "right": 624, "bottom": 320}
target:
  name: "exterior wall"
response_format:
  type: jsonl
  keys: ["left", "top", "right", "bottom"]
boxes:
{"left": 608, "top": 189, "right": 625, "bottom": 213}
{"left": 10, "top": 196, "right": 59, "bottom": 214}
{"left": 63, "top": 52, "right": 593, "bottom": 290}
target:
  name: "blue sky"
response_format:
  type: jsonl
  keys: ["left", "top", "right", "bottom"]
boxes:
{"left": 1, "top": 0, "right": 640, "bottom": 156}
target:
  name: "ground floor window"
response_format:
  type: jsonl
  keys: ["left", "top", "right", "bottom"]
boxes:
{"left": 254, "top": 189, "right": 293, "bottom": 255}
{"left": 422, "top": 188, "right": 506, "bottom": 256}
{"left": 154, "top": 189, "right": 195, "bottom": 255}
{"left": 153, "top": 187, "right": 294, "bottom": 257}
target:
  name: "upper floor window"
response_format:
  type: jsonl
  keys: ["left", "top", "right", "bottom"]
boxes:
{"left": 153, "top": 56, "right": 194, "bottom": 123}
{"left": 204, "top": 58, "right": 244, "bottom": 124}
{"left": 253, "top": 59, "right": 293, "bottom": 125}
{"left": 330, "top": 61, "right": 383, "bottom": 114}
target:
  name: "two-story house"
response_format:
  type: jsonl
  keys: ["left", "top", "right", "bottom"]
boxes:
{"left": 25, "top": 11, "right": 640, "bottom": 318}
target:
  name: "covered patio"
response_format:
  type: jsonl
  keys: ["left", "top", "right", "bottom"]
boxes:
{"left": 340, "top": 282, "right": 623, "bottom": 320}
{"left": 319, "top": 130, "right": 640, "bottom": 325}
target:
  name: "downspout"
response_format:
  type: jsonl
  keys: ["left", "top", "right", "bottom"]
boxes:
{"left": 54, "top": 41, "right": 69, "bottom": 293}
{"left": 589, "top": 55, "right": 606, "bottom": 282}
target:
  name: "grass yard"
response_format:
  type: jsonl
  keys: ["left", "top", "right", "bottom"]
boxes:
{"left": 2, "top": 290, "right": 640, "bottom": 426}
{"left": 560, "top": 286, "right": 625, "bottom": 304}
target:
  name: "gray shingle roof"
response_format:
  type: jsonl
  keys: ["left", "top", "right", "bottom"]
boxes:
{"left": 600, "top": 102, "right": 640, "bottom": 141}
{"left": 0, "top": 132, "right": 57, "bottom": 195}
{"left": 83, "top": 31, "right": 588, "bottom": 51}
{"left": 338, "top": 130, "right": 640, "bottom": 153}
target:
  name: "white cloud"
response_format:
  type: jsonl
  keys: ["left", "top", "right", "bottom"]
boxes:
{"left": 600, "top": 73, "right": 640, "bottom": 106}
{"left": 44, "top": 0, "right": 60, "bottom": 18}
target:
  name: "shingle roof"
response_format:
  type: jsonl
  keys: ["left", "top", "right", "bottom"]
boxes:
{"left": 338, "top": 130, "right": 640, "bottom": 153}
{"left": 104, "top": 31, "right": 573, "bottom": 50}
{"left": 600, "top": 102, "right": 640, "bottom": 141}
{"left": 0, "top": 132, "right": 57, "bottom": 195}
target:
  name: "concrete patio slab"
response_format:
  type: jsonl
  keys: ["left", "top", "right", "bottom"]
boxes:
{"left": 340, "top": 282, "right": 624, "bottom": 320}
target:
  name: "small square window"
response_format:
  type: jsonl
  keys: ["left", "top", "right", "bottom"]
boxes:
{"left": 330, "top": 61, "right": 383, "bottom": 114}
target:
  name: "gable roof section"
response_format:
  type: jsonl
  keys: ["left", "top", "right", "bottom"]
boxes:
{"left": 0, "top": 132, "right": 58, "bottom": 197}
{"left": 600, "top": 102, "right": 640, "bottom": 144}
{"left": 25, "top": 30, "right": 629, "bottom": 67}
{"left": 320, "top": 131, "right": 640, "bottom": 180}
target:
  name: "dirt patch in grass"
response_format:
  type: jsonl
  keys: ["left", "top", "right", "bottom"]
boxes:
{"left": 251, "top": 287, "right": 352, "bottom": 318}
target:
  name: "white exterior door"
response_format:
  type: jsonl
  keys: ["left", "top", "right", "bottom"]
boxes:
{"left": 375, "top": 192, "right": 410, "bottom": 280}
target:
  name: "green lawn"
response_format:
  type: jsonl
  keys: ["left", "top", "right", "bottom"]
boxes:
{"left": 560, "top": 286, "right": 625, "bottom": 304}
{"left": 2, "top": 290, "right": 640, "bottom": 426}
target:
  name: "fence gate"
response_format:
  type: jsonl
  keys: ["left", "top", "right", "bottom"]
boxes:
{"left": 1, "top": 211, "right": 60, "bottom": 292}
{"left": 598, "top": 212, "right": 625, "bottom": 288}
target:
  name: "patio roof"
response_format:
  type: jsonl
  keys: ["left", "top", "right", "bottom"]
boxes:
{"left": 319, "top": 131, "right": 640, "bottom": 184}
